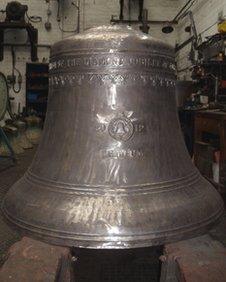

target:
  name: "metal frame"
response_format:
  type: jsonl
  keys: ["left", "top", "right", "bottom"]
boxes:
{"left": 0, "top": 21, "right": 38, "bottom": 62}
{"left": 110, "top": 18, "right": 178, "bottom": 25}
{"left": 0, "top": 72, "right": 16, "bottom": 164}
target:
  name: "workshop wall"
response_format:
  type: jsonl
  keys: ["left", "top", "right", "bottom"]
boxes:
{"left": 177, "top": 0, "right": 226, "bottom": 80}
{"left": 0, "top": 0, "right": 179, "bottom": 115}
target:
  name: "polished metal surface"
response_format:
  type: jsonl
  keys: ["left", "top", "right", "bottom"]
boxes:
{"left": 2, "top": 25, "right": 224, "bottom": 249}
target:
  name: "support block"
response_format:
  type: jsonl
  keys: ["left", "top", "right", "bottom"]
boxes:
{"left": 0, "top": 237, "right": 71, "bottom": 282}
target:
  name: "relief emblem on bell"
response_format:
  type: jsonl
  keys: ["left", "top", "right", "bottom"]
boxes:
{"left": 108, "top": 117, "right": 134, "bottom": 141}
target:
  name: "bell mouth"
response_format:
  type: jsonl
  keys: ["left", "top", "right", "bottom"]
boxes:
{"left": 162, "top": 25, "right": 174, "bottom": 34}
{"left": 2, "top": 171, "right": 224, "bottom": 249}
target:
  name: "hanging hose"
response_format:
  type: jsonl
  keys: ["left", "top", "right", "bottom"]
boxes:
{"left": 11, "top": 47, "right": 22, "bottom": 94}
{"left": 25, "top": 11, "right": 42, "bottom": 23}
{"left": 57, "top": 0, "right": 80, "bottom": 33}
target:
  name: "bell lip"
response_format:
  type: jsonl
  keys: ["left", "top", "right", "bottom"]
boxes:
{"left": 2, "top": 201, "right": 224, "bottom": 249}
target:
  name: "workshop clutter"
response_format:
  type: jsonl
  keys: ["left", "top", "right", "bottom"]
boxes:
{"left": 0, "top": 115, "right": 42, "bottom": 156}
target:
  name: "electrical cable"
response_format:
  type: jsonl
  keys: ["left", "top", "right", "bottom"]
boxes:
{"left": 57, "top": 1, "right": 80, "bottom": 33}
{"left": 72, "top": 1, "right": 80, "bottom": 33}
{"left": 173, "top": 0, "right": 196, "bottom": 22}
{"left": 45, "top": 1, "right": 52, "bottom": 31}
{"left": 25, "top": 11, "right": 42, "bottom": 23}
{"left": 199, "top": 18, "right": 225, "bottom": 36}
{"left": 57, "top": 0, "right": 61, "bottom": 21}
{"left": 176, "top": 0, "right": 197, "bottom": 22}
{"left": 57, "top": 22, "right": 78, "bottom": 33}
{"left": 11, "top": 47, "right": 22, "bottom": 94}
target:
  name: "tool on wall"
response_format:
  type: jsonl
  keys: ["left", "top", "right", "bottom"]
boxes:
{"left": 45, "top": 1, "right": 52, "bottom": 31}
{"left": 139, "top": 9, "right": 150, "bottom": 34}
{"left": 0, "top": 1, "right": 38, "bottom": 62}
{"left": 57, "top": 0, "right": 80, "bottom": 33}
{"left": 10, "top": 46, "right": 22, "bottom": 94}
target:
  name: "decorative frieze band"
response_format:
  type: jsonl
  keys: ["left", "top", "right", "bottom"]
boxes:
{"left": 49, "top": 54, "right": 176, "bottom": 73}
{"left": 49, "top": 73, "right": 175, "bottom": 87}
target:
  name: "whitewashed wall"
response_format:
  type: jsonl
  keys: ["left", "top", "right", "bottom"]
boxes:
{"left": 176, "top": 0, "right": 226, "bottom": 80}
{"left": 0, "top": 0, "right": 179, "bottom": 114}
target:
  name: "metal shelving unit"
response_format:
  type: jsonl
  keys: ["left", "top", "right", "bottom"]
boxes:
{"left": 26, "top": 63, "right": 49, "bottom": 119}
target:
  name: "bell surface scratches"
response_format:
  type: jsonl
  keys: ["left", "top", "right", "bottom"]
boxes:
{"left": 2, "top": 26, "right": 224, "bottom": 249}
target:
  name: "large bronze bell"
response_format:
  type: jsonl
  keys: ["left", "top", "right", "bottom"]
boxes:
{"left": 2, "top": 26, "right": 224, "bottom": 249}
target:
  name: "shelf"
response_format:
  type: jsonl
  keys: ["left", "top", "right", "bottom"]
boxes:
{"left": 27, "top": 74, "right": 49, "bottom": 78}
{"left": 27, "top": 87, "right": 48, "bottom": 91}
{"left": 202, "top": 61, "right": 226, "bottom": 66}
{"left": 26, "top": 63, "right": 49, "bottom": 119}
{"left": 28, "top": 100, "right": 47, "bottom": 104}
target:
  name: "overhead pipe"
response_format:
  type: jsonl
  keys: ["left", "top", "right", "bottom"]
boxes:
{"left": 162, "top": 0, "right": 196, "bottom": 34}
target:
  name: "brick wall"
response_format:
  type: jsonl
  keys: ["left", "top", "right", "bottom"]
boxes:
{"left": 0, "top": 0, "right": 179, "bottom": 114}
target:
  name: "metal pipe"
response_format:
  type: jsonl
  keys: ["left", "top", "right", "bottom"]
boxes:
{"left": 110, "top": 19, "right": 178, "bottom": 25}
{"left": 140, "top": 9, "right": 149, "bottom": 34}
{"left": 72, "top": 0, "right": 81, "bottom": 33}
{"left": 173, "top": 0, "right": 195, "bottom": 21}
{"left": 175, "top": 36, "right": 194, "bottom": 52}
{"left": 77, "top": 0, "right": 80, "bottom": 33}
